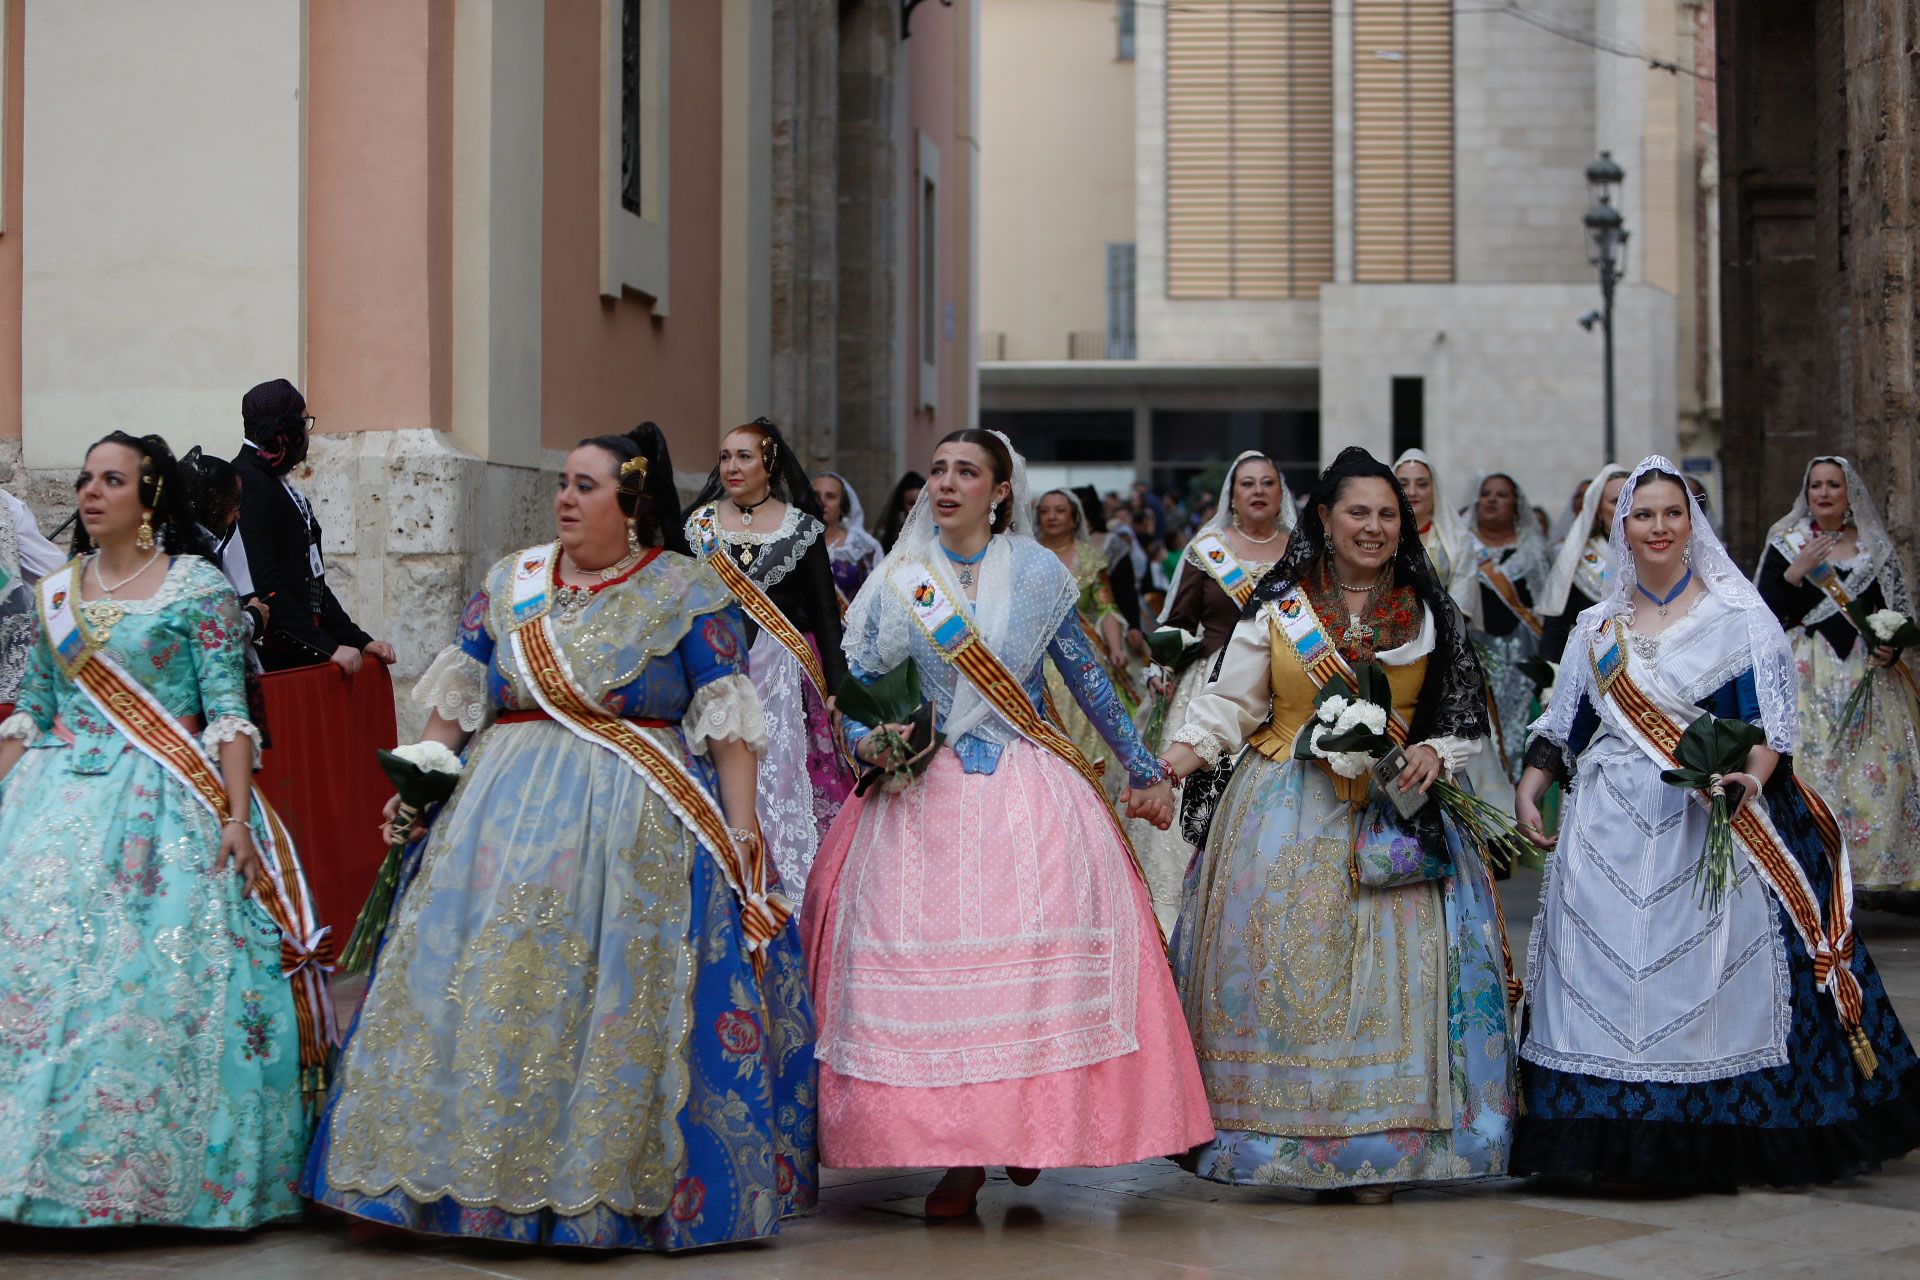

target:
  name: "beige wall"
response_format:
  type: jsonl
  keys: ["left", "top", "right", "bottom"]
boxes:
{"left": 978, "top": 0, "right": 1133, "bottom": 362}
{"left": 0, "top": 0, "right": 22, "bottom": 442}
{"left": 22, "top": 0, "right": 305, "bottom": 469}
{"left": 308, "top": 0, "right": 452, "bottom": 438}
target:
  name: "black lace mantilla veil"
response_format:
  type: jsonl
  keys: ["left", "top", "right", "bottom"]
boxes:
{"left": 1244, "top": 446, "right": 1491, "bottom": 746}
{"left": 687, "top": 416, "right": 828, "bottom": 522}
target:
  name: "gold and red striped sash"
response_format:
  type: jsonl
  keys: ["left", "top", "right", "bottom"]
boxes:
{"left": 510, "top": 609, "right": 788, "bottom": 975}
{"left": 1477, "top": 556, "right": 1543, "bottom": 638}
{"left": 1597, "top": 637, "right": 1877, "bottom": 1076}
{"left": 688, "top": 506, "right": 834, "bottom": 703}
{"left": 40, "top": 566, "right": 337, "bottom": 1100}
{"left": 1785, "top": 528, "right": 1920, "bottom": 700}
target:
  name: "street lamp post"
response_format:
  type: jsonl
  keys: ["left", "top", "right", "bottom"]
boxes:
{"left": 1584, "top": 152, "right": 1629, "bottom": 464}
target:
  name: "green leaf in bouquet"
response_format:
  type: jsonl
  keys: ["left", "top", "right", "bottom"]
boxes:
{"left": 1352, "top": 661, "right": 1393, "bottom": 710}
{"left": 835, "top": 658, "right": 926, "bottom": 729}
{"left": 1147, "top": 626, "right": 1203, "bottom": 669}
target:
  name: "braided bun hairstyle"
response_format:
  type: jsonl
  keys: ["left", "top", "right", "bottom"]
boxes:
{"left": 72, "top": 431, "right": 216, "bottom": 559}
{"left": 576, "top": 421, "right": 690, "bottom": 556}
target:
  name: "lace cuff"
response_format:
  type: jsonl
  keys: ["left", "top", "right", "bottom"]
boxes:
{"left": 413, "top": 645, "right": 491, "bottom": 733}
{"left": 1172, "top": 723, "right": 1230, "bottom": 770}
{"left": 685, "top": 673, "right": 768, "bottom": 757}
{"left": 203, "top": 716, "right": 263, "bottom": 770}
{"left": 1419, "top": 735, "right": 1479, "bottom": 775}
{"left": 0, "top": 711, "right": 39, "bottom": 746}
{"left": 1523, "top": 732, "right": 1574, "bottom": 785}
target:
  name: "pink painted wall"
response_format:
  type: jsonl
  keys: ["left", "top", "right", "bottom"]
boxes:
{"left": 306, "top": 0, "right": 451, "bottom": 435}
{"left": 540, "top": 0, "right": 722, "bottom": 465}
{"left": 904, "top": 0, "right": 967, "bottom": 468}
{"left": 0, "top": 0, "right": 24, "bottom": 441}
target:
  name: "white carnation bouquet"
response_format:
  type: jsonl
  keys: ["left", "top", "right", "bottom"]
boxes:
{"left": 1291, "top": 661, "right": 1529, "bottom": 873}
{"left": 1832, "top": 601, "right": 1920, "bottom": 743}
{"left": 339, "top": 739, "right": 466, "bottom": 973}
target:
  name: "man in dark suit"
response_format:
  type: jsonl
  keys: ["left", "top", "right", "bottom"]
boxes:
{"left": 231, "top": 379, "right": 395, "bottom": 674}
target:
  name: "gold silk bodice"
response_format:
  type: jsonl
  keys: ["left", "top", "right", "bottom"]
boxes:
{"left": 1246, "top": 618, "right": 1428, "bottom": 762}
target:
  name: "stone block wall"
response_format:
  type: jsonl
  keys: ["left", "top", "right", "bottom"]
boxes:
{"left": 1318, "top": 281, "right": 1678, "bottom": 508}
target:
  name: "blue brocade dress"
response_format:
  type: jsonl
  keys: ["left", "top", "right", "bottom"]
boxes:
{"left": 301, "top": 549, "right": 817, "bottom": 1249}
{"left": 0, "top": 556, "right": 310, "bottom": 1228}
{"left": 1517, "top": 598, "right": 1920, "bottom": 1186}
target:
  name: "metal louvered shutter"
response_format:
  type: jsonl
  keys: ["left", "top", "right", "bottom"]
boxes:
{"left": 1353, "top": 0, "right": 1455, "bottom": 283}
{"left": 1165, "top": 0, "right": 1334, "bottom": 300}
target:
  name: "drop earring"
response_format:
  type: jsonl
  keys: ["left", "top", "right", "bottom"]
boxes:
{"left": 626, "top": 517, "right": 642, "bottom": 556}
{"left": 135, "top": 510, "right": 156, "bottom": 552}
{"left": 988, "top": 500, "right": 1000, "bottom": 528}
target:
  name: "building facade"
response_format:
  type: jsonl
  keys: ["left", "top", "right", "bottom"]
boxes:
{"left": 979, "top": 0, "right": 1719, "bottom": 514}
{"left": 0, "top": 0, "right": 977, "bottom": 715}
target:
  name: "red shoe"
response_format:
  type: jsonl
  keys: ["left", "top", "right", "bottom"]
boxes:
{"left": 1006, "top": 1166, "right": 1040, "bottom": 1186}
{"left": 924, "top": 1166, "right": 987, "bottom": 1218}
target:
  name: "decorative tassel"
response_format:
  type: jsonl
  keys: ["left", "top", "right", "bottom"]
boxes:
{"left": 1849, "top": 1025, "right": 1880, "bottom": 1079}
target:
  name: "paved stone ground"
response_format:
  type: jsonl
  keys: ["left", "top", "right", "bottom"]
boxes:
{"left": 6, "top": 875, "right": 1918, "bottom": 1280}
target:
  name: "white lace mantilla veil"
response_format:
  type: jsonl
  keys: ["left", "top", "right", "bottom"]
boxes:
{"left": 1156, "top": 451, "right": 1296, "bottom": 624}
{"left": 1391, "top": 448, "right": 1469, "bottom": 597}
{"left": 1753, "top": 455, "right": 1916, "bottom": 623}
{"left": 841, "top": 430, "right": 1073, "bottom": 745}
{"left": 822, "top": 471, "right": 885, "bottom": 564}
{"left": 1540, "top": 461, "right": 1632, "bottom": 617}
{"left": 1535, "top": 455, "right": 1800, "bottom": 755}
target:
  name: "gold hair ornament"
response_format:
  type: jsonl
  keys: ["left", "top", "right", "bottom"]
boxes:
{"left": 620, "top": 455, "right": 650, "bottom": 484}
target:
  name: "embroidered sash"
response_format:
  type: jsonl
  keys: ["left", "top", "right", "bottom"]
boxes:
{"left": 687, "top": 505, "right": 834, "bottom": 702}
{"left": 1262, "top": 582, "right": 1410, "bottom": 745}
{"left": 1188, "top": 532, "right": 1258, "bottom": 607}
{"left": 1779, "top": 526, "right": 1920, "bottom": 700}
{"left": 1476, "top": 555, "right": 1542, "bottom": 638}
{"left": 39, "top": 566, "right": 337, "bottom": 1098}
{"left": 1572, "top": 538, "right": 1609, "bottom": 604}
{"left": 505, "top": 544, "right": 789, "bottom": 972}
{"left": 886, "top": 560, "right": 1156, "bottom": 918}
{"left": 1589, "top": 621, "right": 1877, "bottom": 1077}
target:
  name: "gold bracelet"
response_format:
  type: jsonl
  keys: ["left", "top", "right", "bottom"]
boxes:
{"left": 222, "top": 816, "right": 250, "bottom": 828}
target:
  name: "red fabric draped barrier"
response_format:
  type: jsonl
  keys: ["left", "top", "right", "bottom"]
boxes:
{"left": 256, "top": 661, "right": 399, "bottom": 942}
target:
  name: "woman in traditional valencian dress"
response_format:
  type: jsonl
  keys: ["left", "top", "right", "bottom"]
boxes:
{"left": 303, "top": 425, "right": 815, "bottom": 1250}
{"left": 1513, "top": 459, "right": 1920, "bottom": 1188}
{"left": 0, "top": 433, "right": 329, "bottom": 1229}
{"left": 803, "top": 429, "right": 1213, "bottom": 1219}
{"left": 1160, "top": 447, "right": 1516, "bottom": 1203}
{"left": 1035, "top": 488, "right": 1142, "bottom": 798}
{"left": 1392, "top": 448, "right": 1474, "bottom": 608}
{"left": 815, "top": 471, "right": 884, "bottom": 608}
{"left": 1539, "top": 463, "right": 1629, "bottom": 664}
{"left": 1462, "top": 471, "right": 1552, "bottom": 805}
{"left": 1754, "top": 457, "right": 1920, "bottom": 901}
{"left": 1131, "top": 452, "right": 1292, "bottom": 928}
{"left": 685, "top": 419, "right": 852, "bottom": 910}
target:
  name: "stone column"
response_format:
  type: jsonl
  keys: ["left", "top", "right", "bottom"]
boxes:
{"left": 768, "top": 0, "right": 841, "bottom": 470}
{"left": 1840, "top": 0, "right": 1920, "bottom": 583}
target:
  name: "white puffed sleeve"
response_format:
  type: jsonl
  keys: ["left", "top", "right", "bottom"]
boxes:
{"left": 203, "top": 716, "right": 263, "bottom": 770}
{"left": 684, "top": 672, "right": 768, "bottom": 757}
{"left": 1170, "top": 612, "right": 1275, "bottom": 768}
{"left": 412, "top": 644, "right": 492, "bottom": 734}
{"left": 0, "top": 710, "right": 39, "bottom": 747}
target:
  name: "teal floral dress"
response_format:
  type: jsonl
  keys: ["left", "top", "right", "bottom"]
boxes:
{"left": 0, "top": 555, "right": 310, "bottom": 1228}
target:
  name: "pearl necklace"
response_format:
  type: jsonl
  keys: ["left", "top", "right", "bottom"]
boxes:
{"left": 82, "top": 550, "right": 162, "bottom": 629}
{"left": 1231, "top": 517, "right": 1281, "bottom": 545}
{"left": 553, "top": 548, "right": 643, "bottom": 622}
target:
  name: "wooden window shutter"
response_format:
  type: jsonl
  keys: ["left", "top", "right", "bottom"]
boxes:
{"left": 1353, "top": 0, "right": 1455, "bottom": 283}
{"left": 1166, "top": 0, "right": 1334, "bottom": 300}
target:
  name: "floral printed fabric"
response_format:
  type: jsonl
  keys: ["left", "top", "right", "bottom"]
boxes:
{"left": 0, "top": 556, "right": 308, "bottom": 1228}
{"left": 1172, "top": 749, "right": 1516, "bottom": 1190}
{"left": 301, "top": 551, "right": 817, "bottom": 1250}
{"left": 1790, "top": 629, "right": 1920, "bottom": 892}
